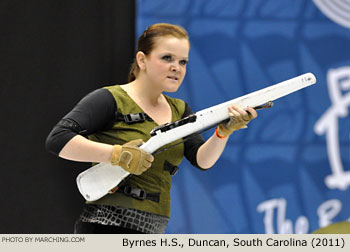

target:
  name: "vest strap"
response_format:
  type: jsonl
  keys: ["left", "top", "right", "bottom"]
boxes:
{"left": 57, "top": 118, "right": 88, "bottom": 135}
{"left": 163, "top": 160, "right": 179, "bottom": 176}
{"left": 115, "top": 112, "right": 153, "bottom": 124}
{"left": 118, "top": 186, "right": 160, "bottom": 203}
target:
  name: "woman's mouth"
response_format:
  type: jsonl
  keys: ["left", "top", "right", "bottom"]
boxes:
{"left": 167, "top": 76, "right": 179, "bottom": 81}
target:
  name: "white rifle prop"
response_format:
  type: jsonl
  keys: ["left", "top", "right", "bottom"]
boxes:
{"left": 76, "top": 73, "right": 317, "bottom": 201}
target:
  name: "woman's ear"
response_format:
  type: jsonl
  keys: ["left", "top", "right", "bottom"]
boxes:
{"left": 136, "top": 51, "right": 146, "bottom": 70}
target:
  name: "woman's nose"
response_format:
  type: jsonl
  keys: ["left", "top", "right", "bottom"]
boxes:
{"left": 170, "top": 64, "right": 179, "bottom": 72}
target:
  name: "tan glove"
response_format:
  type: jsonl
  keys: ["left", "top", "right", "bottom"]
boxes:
{"left": 216, "top": 105, "right": 256, "bottom": 138}
{"left": 110, "top": 139, "right": 154, "bottom": 175}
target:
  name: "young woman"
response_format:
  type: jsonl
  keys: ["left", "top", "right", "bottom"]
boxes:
{"left": 46, "top": 23, "right": 257, "bottom": 234}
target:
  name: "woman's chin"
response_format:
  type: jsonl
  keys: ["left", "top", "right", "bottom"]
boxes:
{"left": 163, "top": 82, "right": 182, "bottom": 93}
{"left": 164, "top": 86, "right": 180, "bottom": 93}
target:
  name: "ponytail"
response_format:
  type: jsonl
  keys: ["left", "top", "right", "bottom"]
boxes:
{"left": 128, "top": 60, "right": 138, "bottom": 82}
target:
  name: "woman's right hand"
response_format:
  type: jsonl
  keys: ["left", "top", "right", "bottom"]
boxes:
{"left": 110, "top": 139, "right": 154, "bottom": 175}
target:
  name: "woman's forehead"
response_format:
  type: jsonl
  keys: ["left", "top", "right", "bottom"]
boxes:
{"left": 152, "top": 36, "right": 190, "bottom": 56}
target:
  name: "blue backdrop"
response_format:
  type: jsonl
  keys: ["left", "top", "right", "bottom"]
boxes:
{"left": 136, "top": 0, "right": 350, "bottom": 234}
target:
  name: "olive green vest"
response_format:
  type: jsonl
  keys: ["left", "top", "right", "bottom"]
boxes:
{"left": 87, "top": 85, "right": 186, "bottom": 217}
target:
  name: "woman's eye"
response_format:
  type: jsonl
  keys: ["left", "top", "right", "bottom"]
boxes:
{"left": 180, "top": 60, "right": 188, "bottom": 66}
{"left": 162, "top": 55, "right": 172, "bottom": 61}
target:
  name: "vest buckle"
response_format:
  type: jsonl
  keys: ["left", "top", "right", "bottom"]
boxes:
{"left": 124, "top": 113, "right": 146, "bottom": 123}
{"left": 123, "top": 186, "right": 146, "bottom": 200}
{"left": 163, "top": 160, "right": 179, "bottom": 176}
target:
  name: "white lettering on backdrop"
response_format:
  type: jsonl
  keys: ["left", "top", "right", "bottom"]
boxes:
{"left": 257, "top": 198, "right": 342, "bottom": 234}
{"left": 314, "top": 66, "right": 350, "bottom": 190}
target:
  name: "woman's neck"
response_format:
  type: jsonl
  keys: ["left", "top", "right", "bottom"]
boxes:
{"left": 123, "top": 79, "right": 164, "bottom": 107}
{"left": 121, "top": 78, "right": 172, "bottom": 125}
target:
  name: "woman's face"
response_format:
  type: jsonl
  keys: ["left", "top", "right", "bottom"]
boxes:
{"left": 141, "top": 36, "right": 190, "bottom": 92}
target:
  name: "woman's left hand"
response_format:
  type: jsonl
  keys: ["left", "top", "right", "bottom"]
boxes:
{"left": 217, "top": 105, "right": 257, "bottom": 138}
